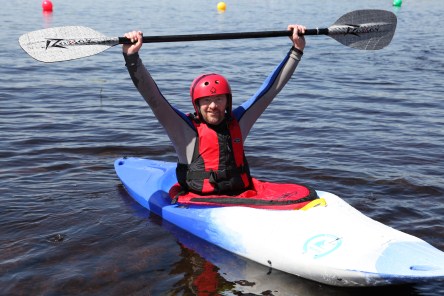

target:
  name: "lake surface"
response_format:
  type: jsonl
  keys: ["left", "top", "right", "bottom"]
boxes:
{"left": 1, "top": 0, "right": 443, "bottom": 295}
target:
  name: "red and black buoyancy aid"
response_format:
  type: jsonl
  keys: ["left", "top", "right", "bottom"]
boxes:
{"left": 176, "top": 115, "right": 251, "bottom": 195}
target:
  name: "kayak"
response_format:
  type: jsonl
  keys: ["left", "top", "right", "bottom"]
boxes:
{"left": 114, "top": 157, "right": 444, "bottom": 287}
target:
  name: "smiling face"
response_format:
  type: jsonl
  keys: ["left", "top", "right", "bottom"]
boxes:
{"left": 197, "top": 95, "right": 227, "bottom": 125}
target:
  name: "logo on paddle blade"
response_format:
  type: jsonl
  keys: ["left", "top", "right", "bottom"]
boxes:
{"left": 45, "top": 38, "right": 100, "bottom": 50}
{"left": 46, "top": 38, "right": 67, "bottom": 49}
{"left": 343, "top": 24, "right": 381, "bottom": 36}
{"left": 303, "top": 234, "right": 342, "bottom": 259}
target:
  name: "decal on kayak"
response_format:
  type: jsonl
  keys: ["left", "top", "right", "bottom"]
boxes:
{"left": 303, "top": 234, "right": 343, "bottom": 259}
{"left": 169, "top": 178, "right": 319, "bottom": 210}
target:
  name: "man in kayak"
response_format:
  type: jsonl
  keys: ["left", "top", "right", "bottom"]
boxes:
{"left": 122, "top": 25, "right": 305, "bottom": 196}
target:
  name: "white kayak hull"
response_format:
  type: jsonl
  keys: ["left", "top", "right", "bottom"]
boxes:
{"left": 115, "top": 157, "right": 444, "bottom": 287}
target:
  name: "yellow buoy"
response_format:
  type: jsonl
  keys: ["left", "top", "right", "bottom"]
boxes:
{"left": 217, "top": 2, "right": 226, "bottom": 13}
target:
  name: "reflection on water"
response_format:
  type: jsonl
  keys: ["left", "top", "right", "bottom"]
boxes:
{"left": 42, "top": 11, "right": 53, "bottom": 28}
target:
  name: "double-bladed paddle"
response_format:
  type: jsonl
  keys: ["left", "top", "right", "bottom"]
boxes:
{"left": 19, "top": 9, "right": 396, "bottom": 63}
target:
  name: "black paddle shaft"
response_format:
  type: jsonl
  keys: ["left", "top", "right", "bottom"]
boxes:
{"left": 118, "top": 28, "right": 330, "bottom": 44}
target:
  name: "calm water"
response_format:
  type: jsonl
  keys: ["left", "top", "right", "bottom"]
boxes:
{"left": 1, "top": 0, "right": 443, "bottom": 295}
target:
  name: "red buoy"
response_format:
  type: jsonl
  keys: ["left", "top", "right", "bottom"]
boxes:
{"left": 42, "top": 0, "right": 53, "bottom": 12}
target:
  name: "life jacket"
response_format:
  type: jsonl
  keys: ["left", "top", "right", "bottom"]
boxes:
{"left": 172, "top": 115, "right": 320, "bottom": 210}
{"left": 176, "top": 115, "right": 251, "bottom": 195}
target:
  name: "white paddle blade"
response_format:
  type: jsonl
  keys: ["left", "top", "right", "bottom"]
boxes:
{"left": 19, "top": 26, "right": 119, "bottom": 63}
{"left": 328, "top": 9, "right": 397, "bottom": 50}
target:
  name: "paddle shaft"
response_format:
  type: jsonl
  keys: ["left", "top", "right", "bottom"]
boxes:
{"left": 118, "top": 28, "right": 329, "bottom": 44}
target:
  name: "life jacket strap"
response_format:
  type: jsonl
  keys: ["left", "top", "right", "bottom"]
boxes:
{"left": 171, "top": 187, "right": 188, "bottom": 204}
{"left": 186, "top": 166, "right": 248, "bottom": 183}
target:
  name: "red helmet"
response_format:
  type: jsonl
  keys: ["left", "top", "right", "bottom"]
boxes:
{"left": 190, "top": 73, "right": 232, "bottom": 118}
